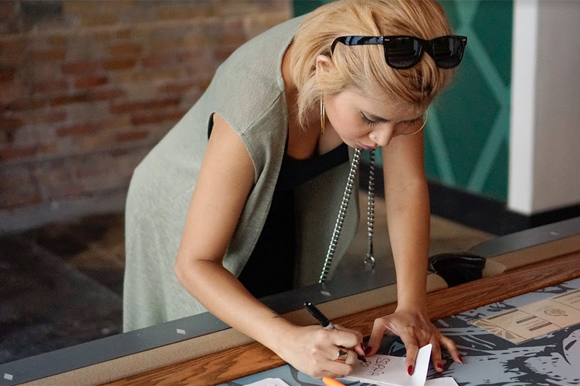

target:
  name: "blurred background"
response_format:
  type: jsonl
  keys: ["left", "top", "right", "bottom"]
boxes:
{"left": 1, "top": 0, "right": 579, "bottom": 369}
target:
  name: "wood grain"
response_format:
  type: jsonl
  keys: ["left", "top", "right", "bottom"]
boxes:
{"left": 102, "top": 251, "right": 580, "bottom": 386}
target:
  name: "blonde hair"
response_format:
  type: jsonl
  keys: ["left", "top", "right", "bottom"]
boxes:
{"left": 290, "top": 0, "right": 456, "bottom": 128}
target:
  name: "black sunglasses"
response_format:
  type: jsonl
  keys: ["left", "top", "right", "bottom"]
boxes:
{"left": 330, "top": 35, "right": 467, "bottom": 69}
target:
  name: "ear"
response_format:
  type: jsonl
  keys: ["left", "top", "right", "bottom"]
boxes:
{"left": 315, "top": 54, "right": 335, "bottom": 76}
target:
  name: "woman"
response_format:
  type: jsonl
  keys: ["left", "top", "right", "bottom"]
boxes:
{"left": 124, "top": 0, "right": 465, "bottom": 378}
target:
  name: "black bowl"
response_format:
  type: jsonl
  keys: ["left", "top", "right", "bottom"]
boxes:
{"left": 428, "top": 252, "right": 486, "bottom": 287}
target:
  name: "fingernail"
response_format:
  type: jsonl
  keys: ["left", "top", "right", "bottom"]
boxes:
{"left": 365, "top": 347, "right": 372, "bottom": 355}
{"left": 359, "top": 343, "right": 365, "bottom": 353}
{"left": 436, "top": 363, "right": 443, "bottom": 371}
{"left": 458, "top": 355, "right": 463, "bottom": 364}
{"left": 407, "top": 365, "right": 414, "bottom": 375}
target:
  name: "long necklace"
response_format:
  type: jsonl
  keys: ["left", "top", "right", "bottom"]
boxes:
{"left": 318, "top": 149, "right": 376, "bottom": 283}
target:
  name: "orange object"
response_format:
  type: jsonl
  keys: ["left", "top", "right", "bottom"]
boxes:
{"left": 322, "top": 377, "right": 346, "bottom": 386}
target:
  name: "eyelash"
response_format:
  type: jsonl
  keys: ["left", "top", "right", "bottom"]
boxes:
{"left": 361, "top": 113, "right": 379, "bottom": 127}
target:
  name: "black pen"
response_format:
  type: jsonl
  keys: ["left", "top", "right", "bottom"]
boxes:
{"left": 304, "top": 301, "right": 335, "bottom": 329}
{"left": 304, "top": 301, "right": 367, "bottom": 363}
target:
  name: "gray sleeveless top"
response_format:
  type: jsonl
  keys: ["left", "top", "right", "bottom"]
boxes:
{"left": 123, "top": 15, "right": 359, "bottom": 332}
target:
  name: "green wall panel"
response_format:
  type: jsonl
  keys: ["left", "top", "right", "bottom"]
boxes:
{"left": 293, "top": 0, "right": 513, "bottom": 201}
{"left": 293, "top": 0, "right": 330, "bottom": 15}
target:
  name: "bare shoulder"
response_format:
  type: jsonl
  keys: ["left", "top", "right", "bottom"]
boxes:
{"left": 203, "top": 113, "right": 255, "bottom": 181}
{"left": 382, "top": 133, "right": 425, "bottom": 187}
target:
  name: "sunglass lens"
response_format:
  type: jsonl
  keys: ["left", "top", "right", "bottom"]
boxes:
{"left": 385, "top": 37, "right": 422, "bottom": 69}
{"left": 431, "top": 37, "right": 464, "bottom": 69}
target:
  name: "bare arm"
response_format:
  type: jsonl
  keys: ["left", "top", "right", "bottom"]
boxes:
{"left": 174, "top": 114, "right": 363, "bottom": 378}
{"left": 366, "top": 128, "right": 460, "bottom": 372}
{"left": 382, "top": 128, "right": 430, "bottom": 311}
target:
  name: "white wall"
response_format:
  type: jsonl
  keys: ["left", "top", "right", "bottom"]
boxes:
{"left": 509, "top": 0, "right": 580, "bottom": 215}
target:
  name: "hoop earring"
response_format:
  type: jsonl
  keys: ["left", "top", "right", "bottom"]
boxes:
{"left": 402, "top": 109, "right": 429, "bottom": 136}
{"left": 320, "top": 97, "right": 326, "bottom": 135}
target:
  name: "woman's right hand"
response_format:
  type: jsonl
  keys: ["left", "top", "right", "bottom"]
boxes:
{"left": 275, "top": 324, "right": 365, "bottom": 378}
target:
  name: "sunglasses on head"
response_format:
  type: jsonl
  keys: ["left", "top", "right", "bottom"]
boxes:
{"left": 330, "top": 35, "right": 467, "bottom": 69}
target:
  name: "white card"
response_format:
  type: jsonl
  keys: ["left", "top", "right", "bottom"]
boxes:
{"left": 345, "top": 344, "right": 432, "bottom": 386}
{"left": 245, "top": 378, "right": 290, "bottom": 386}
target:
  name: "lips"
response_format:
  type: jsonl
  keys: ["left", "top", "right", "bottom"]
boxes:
{"left": 357, "top": 142, "right": 377, "bottom": 151}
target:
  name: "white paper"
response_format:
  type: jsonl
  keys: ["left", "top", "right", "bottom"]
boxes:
{"left": 424, "top": 378, "right": 459, "bottom": 386}
{"left": 345, "top": 344, "right": 432, "bottom": 386}
{"left": 245, "top": 378, "right": 290, "bottom": 386}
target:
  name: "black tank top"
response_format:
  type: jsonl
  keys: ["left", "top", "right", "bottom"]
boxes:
{"left": 238, "top": 143, "right": 349, "bottom": 298}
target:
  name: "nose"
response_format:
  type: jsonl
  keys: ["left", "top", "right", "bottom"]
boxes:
{"left": 370, "top": 124, "right": 396, "bottom": 147}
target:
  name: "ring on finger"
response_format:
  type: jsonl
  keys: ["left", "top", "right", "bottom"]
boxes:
{"left": 335, "top": 348, "right": 348, "bottom": 362}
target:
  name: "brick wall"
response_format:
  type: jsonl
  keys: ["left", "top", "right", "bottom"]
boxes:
{"left": 0, "top": 0, "right": 292, "bottom": 232}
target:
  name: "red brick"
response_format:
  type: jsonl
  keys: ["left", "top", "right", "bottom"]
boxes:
{"left": 57, "top": 123, "right": 95, "bottom": 137}
{"left": 149, "top": 38, "right": 183, "bottom": 53}
{"left": 89, "top": 88, "right": 125, "bottom": 101}
{"left": 81, "top": 14, "right": 117, "bottom": 27}
{"left": 32, "top": 160, "right": 70, "bottom": 186}
{"left": 110, "top": 98, "right": 181, "bottom": 114}
{"left": 77, "top": 135, "right": 114, "bottom": 151}
{"left": 0, "top": 52, "right": 25, "bottom": 66}
{"left": 131, "top": 109, "right": 184, "bottom": 126}
{"left": 141, "top": 54, "right": 174, "bottom": 68}
{"left": 32, "top": 80, "right": 69, "bottom": 94}
{"left": 215, "top": 47, "right": 236, "bottom": 62}
{"left": 198, "top": 74, "right": 213, "bottom": 91}
{"left": 0, "top": 67, "right": 15, "bottom": 82}
{"left": 156, "top": 5, "right": 216, "bottom": 21}
{"left": 97, "top": 115, "right": 131, "bottom": 131}
{"left": 0, "top": 145, "right": 37, "bottom": 161}
{"left": 29, "top": 49, "right": 66, "bottom": 62}
{"left": 50, "top": 93, "right": 89, "bottom": 106}
{"left": 0, "top": 38, "right": 25, "bottom": 55}
{"left": 63, "top": 1, "right": 99, "bottom": 15}
{"left": 182, "top": 35, "right": 213, "bottom": 49}
{"left": 111, "top": 148, "right": 129, "bottom": 157}
{"left": 0, "top": 189, "right": 42, "bottom": 209}
{"left": 75, "top": 75, "right": 108, "bottom": 88}
{"left": 28, "top": 110, "right": 67, "bottom": 125}
{"left": 0, "top": 116, "right": 23, "bottom": 131}
{"left": 6, "top": 99, "right": 47, "bottom": 111}
{"left": 103, "top": 58, "right": 137, "bottom": 71}
{"left": 0, "top": 81, "right": 26, "bottom": 104}
{"left": 158, "top": 81, "right": 196, "bottom": 95}
{"left": 217, "top": 34, "right": 247, "bottom": 46}
{"left": 61, "top": 61, "right": 101, "bottom": 75}
{"left": 48, "top": 35, "right": 68, "bottom": 48}
{"left": 109, "top": 43, "right": 142, "bottom": 57}
{"left": 116, "top": 131, "right": 149, "bottom": 142}
{"left": 0, "top": 166, "right": 32, "bottom": 190}
{"left": 46, "top": 185, "right": 84, "bottom": 201}
{"left": 38, "top": 143, "right": 57, "bottom": 155}
{"left": 0, "top": 1, "right": 17, "bottom": 19}
{"left": 115, "top": 28, "right": 132, "bottom": 40}
{"left": 93, "top": 31, "right": 112, "bottom": 42}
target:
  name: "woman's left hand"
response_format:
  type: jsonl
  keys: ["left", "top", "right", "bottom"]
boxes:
{"left": 365, "top": 306, "right": 462, "bottom": 374}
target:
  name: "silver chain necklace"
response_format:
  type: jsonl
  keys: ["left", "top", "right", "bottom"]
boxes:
{"left": 318, "top": 148, "right": 376, "bottom": 283}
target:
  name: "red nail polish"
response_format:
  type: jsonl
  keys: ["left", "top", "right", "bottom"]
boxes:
{"left": 407, "top": 365, "right": 414, "bottom": 375}
{"left": 436, "top": 363, "right": 443, "bottom": 371}
{"left": 365, "top": 347, "right": 372, "bottom": 355}
{"left": 458, "top": 355, "right": 463, "bottom": 364}
{"left": 359, "top": 343, "right": 365, "bottom": 352}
